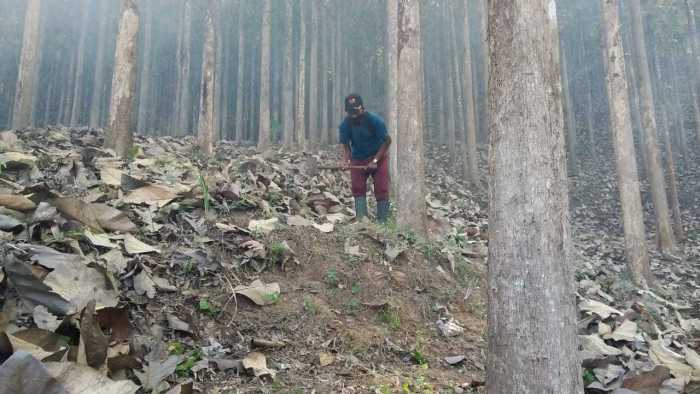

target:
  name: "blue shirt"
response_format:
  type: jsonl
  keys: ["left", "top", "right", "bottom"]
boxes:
{"left": 338, "top": 112, "right": 388, "bottom": 161}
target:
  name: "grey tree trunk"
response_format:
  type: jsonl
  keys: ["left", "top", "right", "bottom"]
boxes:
{"left": 308, "top": 1, "right": 319, "bottom": 143}
{"left": 319, "top": 3, "right": 329, "bottom": 145}
{"left": 477, "top": 0, "right": 489, "bottom": 141}
{"left": 12, "top": 0, "right": 42, "bottom": 129}
{"left": 105, "top": 0, "right": 139, "bottom": 158}
{"left": 386, "top": 0, "right": 399, "bottom": 196}
{"left": 281, "top": 0, "right": 294, "bottom": 146}
{"left": 294, "top": 0, "right": 307, "bottom": 149}
{"left": 396, "top": 0, "right": 426, "bottom": 235}
{"left": 602, "top": 0, "right": 654, "bottom": 288}
{"left": 685, "top": 0, "right": 700, "bottom": 145}
{"left": 257, "top": 0, "right": 272, "bottom": 148}
{"left": 197, "top": 0, "right": 217, "bottom": 156}
{"left": 136, "top": 0, "right": 152, "bottom": 134}
{"left": 561, "top": 50, "right": 578, "bottom": 176}
{"left": 69, "top": 0, "right": 89, "bottom": 126}
{"left": 446, "top": 3, "right": 465, "bottom": 170}
{"left": 174, "top": 0, "right": 192, "bottom": 136}
{"left": 234, "top": 0, "right": 245, "bottom": 142}
{"left": 487, "top": 0, "right": 583, "bottom": 392}
{"left": 89, "top": 0, "right": 108, "bottom": 129}
{"left": 628, "top": 0, "right": 676, "bottom": 253}
{"left": 659, "top": 107, "right": 685, "bottom": 242}
{"left": 213, "top": 0, "right": 224, "bottom": 142}
{"left": 461, "top": 2, "right": 480, "bottom": 187}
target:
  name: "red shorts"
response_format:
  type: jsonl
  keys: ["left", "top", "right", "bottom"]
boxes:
{"left": 351, "top": 156, "right": 390, "bottom": 201}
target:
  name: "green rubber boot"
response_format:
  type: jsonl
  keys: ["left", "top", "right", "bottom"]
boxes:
{"left": 377, "top": 200, "right": 390, "bottom": 224}
{"left": 354, "top": 196, "right": 368, "bottom": 220}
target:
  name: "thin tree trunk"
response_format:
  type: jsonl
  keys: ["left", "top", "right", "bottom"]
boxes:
{"left": 69, "top": 0, "right": 89, "bottom": 126}
{"left": 659, "top": 107, "right": 685, "bottom": 242}
{"left": 213, "top": 0, "right": 224, "bottom": 142}
{"left": 446, "top": 3, "right": 465, "bottom": 172}
{"left": 386, "top": 0, "right": 399, "bottom": 196}
{"left": 602, "top": 0, "right": 654, "bottom": 288}
{"left": 174, "top": 0, "right": 192, "bottom": 136}
{"left": 294, "top": 0, "right": 307, "bottom": 149}
{"left": 89, "top": 0, "right": 108, "bottom": 129}
{"left": 62, "top": 51, "right": 77, "bottom": 125}
{"left": 12, "top": 0, "right": 42, "bottom": 129}
{"left": 461, "top": 2, "right": 480, "bottom": 186}
{"left": 487, "top": 0, "right": 583, "bottom": 391}
{"left": 320, "top": 3, "right": 329, "bottom": 145}
{"left": 137, "top": 0, "right": 152, "bottom": 134}
{"left": 198, "top": 0, "right": 217, "bottom": 156}
{"left": 257, "top": 0, "right": 272, "bottom": 148}
{"left": 396, "top": 0, "right": 426, "bottom": 235}
{"left": 105, "top": 0, "right": 139, "bottom": 158}
{"left": 281, "top": 0, "right": 294, "bottom": 146}
{"left": 477, "top": 0, "right": 488, "bottom": 141}
{"left": 234, "top": 0, "right": 245, "bottom": 142}
{"left": 308, "top": 0, "right": 319, "bottom": 144}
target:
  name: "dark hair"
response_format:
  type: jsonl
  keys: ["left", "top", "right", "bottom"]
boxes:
{"left": 344, "top": 94, "right": 364, "bottom": 114}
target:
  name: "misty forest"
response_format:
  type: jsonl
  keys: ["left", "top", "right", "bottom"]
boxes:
{"left": 0, "top": 0, "right": 699, "bottom": 392}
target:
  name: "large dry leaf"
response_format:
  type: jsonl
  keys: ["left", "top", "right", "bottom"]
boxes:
{"left": 248, "top": 218, "right": 280, "bottom": 235}
{"left": 607, "top": 320, "right": 638, "bottom": 342}
{"left": 84, "top": 229, "right": 118, "bottom": 249}
{"left": 124, "top": 185, "right": 177, "bottom": 207}
{"left": 100, "top": 167, "right": 124, "bottom": 186}
{"left": 99, "top": 249, "right": 130, "bottom": 275}
{"left": 580, "top": 335, "right": 623, "bottom": 361}
{"left": 42, "top": 258, "right": 119, "bottom": 314}
{"left": 134, "top": 355, "right": 182, "bottom": 391}
{"left": 684, "top": 347, "right": 700, "bottom": 370}
{"left": 7, "top": 332, "right": 64, "bottom": 361}
{"left": 648, "top": 340, "right": 694, "bottom": 378}
{"left": 5, "top": 257, "right": 72, "bottom": 315}
{"left": 33, "top": 306, "right": 62, "bottom": 332}
{"left": 133, "top": 271, "right": 157, "bottom": 298}
{"left": 45, "top": 361, "right": 139, "bottom": 393}
{"left": 77, "top": 300, "right": 108, "bottom": 368}
{"left": 241, "top": 352, "right": 275, "bottom": 379}
{"left": 0, "top": 351, "right": 65, "bottom": 394}
{"left": 579, "top": 299, "right": 623, "bottom": 320}
{"left": 52, "top": 198, "right": 137, "bottom": 233}
{"left": 0, "top": 194, "right": 36, "bottom": 211}
{"left": 313, "top": 222, "right": 334, "bottom": 233}
{"left": 286, "top": 215, "right": 312, "bottom": 227}
{"left": 124, "top": 234, "right": 161, "bottom": 254}
{"left": 233, "top": 279, "right": 280, "bottom": 306}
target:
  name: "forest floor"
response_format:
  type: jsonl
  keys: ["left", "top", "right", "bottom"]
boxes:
{"left": 0, "top": 127, "right": 698, "bottom": 394}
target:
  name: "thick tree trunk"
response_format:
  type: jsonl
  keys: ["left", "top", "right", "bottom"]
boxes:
{"left": 257, "top": 0, "right": 272, "bottom": 148}
{"left": 386, "top": 0, "right": 399, "bottom": 195}
{"left": 461, "top": 2, "right": 480, "bottom": 187}
{"left": 396, "top": 0, "right": 426, "bottom": 235}
{"left": 136, "top": 0, "right": 152, "bottom": 134}
{"left": 213, "top": 1, "right": 224, "bottom": 142}
{"left": 685, "top": 0, "right": 700, "bottom": 89}
{"left": 446, "top": 3, "right": 465, "bottom": 171}
{"left": 281, "top": 0, "right": 294, "bottom": 146}
{"left": 12, "top": 0, "right": 42, "bottom": 129}
{"left": 294, "top": 0, "right": 307, "bottom": 149}
{"left": 478, "top": 0, "right": 489, "bottom": 141}
{"left": 234, "top": 0, "right": 245, "bottom": 142}
{"left": 69, "top": 0, "right": 89, "bottom": 126}
{"left": 308, "top": 1, "right": 319, "bottom": 143}
{"left": 602, "top": 0, "right": 654, "bottom": 288}
{"left": 89, "top": 0, "right": 108, "bottom": 129}
{"left": 561, "top": 50, "right": 578, "bottom": 176}
{"left": 105, "top": 0, "right": 139, "bottom": 158}
{"left": 659, "top": 107, "right": 685, "bottom": 242}
{"left": 628, "top": 0, "right": 676, "bottom": 253}
{"left": 487, "top": 0, "right": 583, "bottom": 392}
{"left": 174, "top": 0, "right": 192, "bottom": 136}
{"left": 197, "top": 0, "right": 217, "bottom": 156}
{"left": 319, "top": 4, "right": 329, "bottom": 145}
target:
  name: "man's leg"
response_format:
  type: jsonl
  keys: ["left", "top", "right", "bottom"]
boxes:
{"left": 350, "top": 164, "right": 369, "bottom": 219}
{"left": 372, "top": 157, "right": 391, "bottom": 223}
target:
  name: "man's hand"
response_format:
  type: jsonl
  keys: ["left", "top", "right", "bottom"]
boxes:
{"left": 367, "top": 158, "right": 378, "bottom": 171}
{"left": 340, "top": 159, "right": 351, "bottom": 169}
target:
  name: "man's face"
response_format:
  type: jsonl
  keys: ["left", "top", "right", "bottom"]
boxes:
{"left": 349, "top": 105, "right": 364, "bottom": 118}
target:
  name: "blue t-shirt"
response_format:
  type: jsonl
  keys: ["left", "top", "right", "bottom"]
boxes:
{"left": 338, "top": 112, "right": 388, "bottom": 161}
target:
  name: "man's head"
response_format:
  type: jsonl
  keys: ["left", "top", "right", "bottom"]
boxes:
{"left": 344, "top": 94, "right": 365, "bottom": 118}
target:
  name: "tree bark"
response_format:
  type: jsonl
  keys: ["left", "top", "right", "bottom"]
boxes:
{"left": 386, "top": 0, "right": 399, "bottom": 196}
{"left": 659, "top": 107, "right": 685, "bottom": 242}
{"left": 89, "top": 0, "right": 108, "bottom": 129}
{"left": 105, "top": 0, "right": 139, "bottom": 158}
{"left": 487, "top": 0, "right": 583, "bottom": 392}
{"left": 294, "top": 0, "right": 307, "bottom": 149}
{"left": 257, "top": 0, "right": 272, "bottom": 148}
{"left": 602, "top": 0, "right": 654, "bottom": 288}
{"left": 281, "top": 0, "right": 294, "bottom": 146}
{"left": 320, "top": 3, "right": 329, "bottom": 145}
{"left": 197, "top": 0, "right": 217, "bottom": 156}
{"left": 477, "top": 0, "right": 489, "bottom": 142}
{"left": 461, "top": 2, "right": 480, "bottom": 187}
{"left": 213, "top": 0, "right": 224, "bottom": 142}
{"left": 396, "top": 0, "right": 426, "bottom": 235}
{"left": 628, "top": 0, "right": 676, "bottom": 253}
{"left": 136, "top": 0, "right": 152, "bottom": 134}
{"left": 12, "top": 0, "right": 42, "bottom": 129}
{"left": 561, "top": 50, "right": 578, "bottom": 176}
{"left": 69, "top": 0, "right": 89, "bottom": 126}
{"left": 685, "top": 0, "right": 700, "bottom": 145}
{"left": 234, "top": 0, "right": 245, "bottom": 142}
{"left": 174, "top": 0, "right": 192, "bottom": 136}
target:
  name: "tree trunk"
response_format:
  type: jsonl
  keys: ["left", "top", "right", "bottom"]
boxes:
{"left": 105, "top": 0, "right": 139, "bottom": 158}
{"left": 396, "top": 0, "right": 426, "bottom": 235}
{"left": 69, "top": 0, "right": 89, "bottom": 126}
{"left": 257, "top": 0, "right": 272, "bottom": 148}
{"left": 174, "top": 0, "right": 192, "bottom": 136}
{"left": 137, "top": 0, "right": 152, "bottom": 134}
{"left": 685, "top": 0, "right": 700, "bottom": 90}
{"left": 319, "top": 3, "right": 329, "bottom": 145}
{"left": 12, "top": 0, "right": 42, "bottom": 129}
{"left": 487, "top": 0, "right": 583, "bottom": 392}
{"left": 234, "top": 0, "right": 245, "bottom": 142}
{"left": 213, "top": 0, "right": 224, "bottom": 142}
{"left": 62, "top": 51, "right": 77, "bottom": 125}
{"left": 602, "top": 0, "right": 654, "bottom": 288}
{"left": 386, "top": 0, "right": 399, "bottom": 196}
{"left": 446, "top": 3, "right": 465, "bottom": 172}
{"left": 561, "top": 50, "right": 578, "bottom": 176}
{"left": 281, "top": 0, "right": 294, "bottom": 146}
{"left": 477, "top": 0, "right": 489, "bottom": 142}
{"left": 294, "top": 0, "right": 307, "bottom": 149}
{"left": 89, "top": 0, "right": 108, "bottom": 129}
{"left": 461, "top": 2, "right": 480, "bottom": 187}
{"left": 628, "top": 0, "right": 676, "bottom": 253}
{"left": 659, "top": 107, "right": 685, "bottom": 242}
{"left": 197, "top": 0, "right": 217, "bottom": 156}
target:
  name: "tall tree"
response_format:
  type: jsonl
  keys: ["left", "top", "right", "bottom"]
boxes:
{"left": 659, "top": 107, "right": 685, "bottom": 242}
{"left": 257, "top": 0, "right": 272, "bottom": 148}
{"left": 197, "top": 0, "right": 217, "bottom": 156}
{"left": 12, "top": 0, "right": 42, "bottom": 129}
{"left": 233, "top": 0, "right": 245, "bottom": 142}
{"left": 89, "top": 0, "right": 109, "bottom": 129}
{"left": 487, "top": 0, "right": 583, "bottom": 392}
{"left": 628, "top": 0, "right": 676, "bottom": 253}
{"left": 69, "top": 0, "right": 89, "bottom": 126}
{"left": 105, "top": 0, "right": 139, "bottom": 157}
{"left": 385, "top": 0, "right": 399, "bottom": 195}
{"left": 294, "top": 0, "right": 307, "bottom": 148}
{"left": 173, "top": 0, "right": 192, "bottom": 136}
{"left": 561, "top": 50, "right": 578, "bottom": 175}
{"left": 396, "top": 0, "right": 426, "bottom": 235}
{"left": 136, "top": 0, "right": 152, "bottom": 134}
{"left": 461, "top": 2, "right": 480, "bottom": 186}
{"left": 602, "top": 0, "right": 654, "bottom": 288}
{"left": 281, "top": 0, "right": 294, "bottom": 145}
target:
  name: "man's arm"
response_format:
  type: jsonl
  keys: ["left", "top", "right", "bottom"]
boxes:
{"left": 340, "top": 143, "right": 352, "bottom": 167}
{"left": 373, "top": 135, "right": 392, "bottom": 162}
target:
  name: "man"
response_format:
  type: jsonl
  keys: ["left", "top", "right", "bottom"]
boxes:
{"left": 339, "top": 94, "right": 392, "bottom": 223}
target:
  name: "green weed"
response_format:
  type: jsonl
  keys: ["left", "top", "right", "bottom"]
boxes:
{"left": 197, "top": 172, "right": 210, "bottom": 214}
{"left": 379, "top": 307, "right": 401, "bottom": 330}
{"left": 324, "top": 267, "right": 339, "bottom": 287}
{"left": 303, "top": 297, "right": 317, "bottom": 315}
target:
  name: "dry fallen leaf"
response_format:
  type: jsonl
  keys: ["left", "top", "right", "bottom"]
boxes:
{"left": 242, "top": 352, "right": 275, "bottom": 379}
{"left": 124, "top": 184, "right": 177, "bottom": 207}
{"left": 45, "top": 361, "right": 139, "bottom": 393}
{"left": 0, "top": 194, "right": 36, "bottom": 211}
{"left": 233, "top": 279, "right": 281, "bottom": 306}
{"left": 134, "top": 271, "right": 157, "bottom": 298}
{"left": 52, "top": 198, "right": 137, "bottom": 233}
{"left": 77, "top": 300, "right": 109, "bottom": 369}
{"left": 32, "top": 306, "right": 62, "bottom": 332}
{"left": 124, "top": 234, "right": 161, "bottom": 254}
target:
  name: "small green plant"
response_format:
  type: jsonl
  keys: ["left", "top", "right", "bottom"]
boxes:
{"left": 267, "top": 191, "right": 285, "bottom": 206}
{"left": 411, "top": 349, "right": 429, "bottom": 367}
{"left": 379, "top": 307, "right": 401, "bottom": 330}
{"left": 303, "top": 297, "right": 317, "bottom": 315}
{"left": 263, "top": 292, "right": 280, "bottom": 304}
{"left": 374, "top": 384, "right": 392, "bottom": 394}
{"left": 182, "top": 258, "right": 195, "bottom": 274}
{"left": 197, "top": 172, "right": 210, "bottom": 214}
{"left": 168, "top": 341, "right": 186, "bottom": 355}
{"left": 175, "top": 349, "right": 203, "bottom": 377}
{"left": 268, "top": 242, "right": 286, "bottom": 262}
{"left": 324, "top": 267, "right": 339, "bottom": 287}
{"left": 198, "top": 298, "right": 217, "bottom": 316}
{"left": 126, "top": 145, "right": 140, "bottom": 161}
{"left": 351, "top": 282, "right": 361, "bottom": 295}
{"left": 582, "top": 369, "right": 596, "bottom": 386}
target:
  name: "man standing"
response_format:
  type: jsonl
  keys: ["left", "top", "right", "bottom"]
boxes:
{"left": 339, "top": 94, "right": 392, "bottom": 223}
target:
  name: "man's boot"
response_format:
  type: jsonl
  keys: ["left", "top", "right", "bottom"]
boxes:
{"left": 354, "top": 196, "right": 368, "bottom": 220}
{"left": 377, "top": 200, "right": 390, "bottom": 224}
